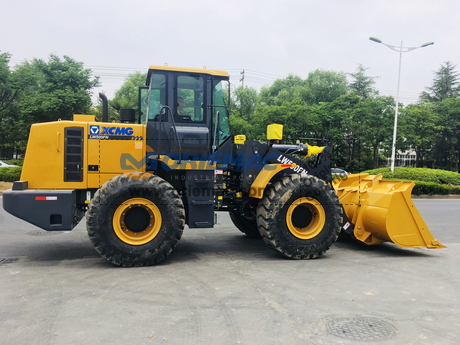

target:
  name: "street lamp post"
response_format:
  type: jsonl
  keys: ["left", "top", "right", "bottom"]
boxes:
{"left": 369, "top": 37, "right": 434, "bottom": 173}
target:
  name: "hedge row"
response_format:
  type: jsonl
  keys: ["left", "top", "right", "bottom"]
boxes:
{"left": 3, "top": 159, "right": 24, "bottom": 166}
{"left": 363, "top": 167, "right": 460, "bottom": 185}
{"left": 361, "top": 167, "right": 460, "bottom": 195}
{"left": 0, "top": 167, "right": 22, "bottom": 182}
{"left": 412, "top": 181, "right": 460, "bottom": 195}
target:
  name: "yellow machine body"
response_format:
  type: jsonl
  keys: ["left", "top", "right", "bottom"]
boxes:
{"left": 20, "top": 114, "right": 147, "bottom": 189}
{"left": 333, "top": 173, "right": 445, "bottom": 249}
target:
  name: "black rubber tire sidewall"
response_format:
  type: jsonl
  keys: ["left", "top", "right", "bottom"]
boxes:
{"left": 257, "top": 174, "right": 342, "bottom": 259}
{"left": 87, "top": 174, "right": 185, "bottom": 266}
{"left": 229, "top": 211, "right": 261, "bottom": 238}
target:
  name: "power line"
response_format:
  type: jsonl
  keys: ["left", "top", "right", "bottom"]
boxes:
{"left": 7, "top": 59, "right": 428, "bottom": 102}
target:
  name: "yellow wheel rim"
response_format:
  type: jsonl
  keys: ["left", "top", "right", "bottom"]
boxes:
{"left": 286, "top": 197, "right": 326, "bottom": 239}
{"left": 112, "top": 198, "right": 162, "bottom": 245}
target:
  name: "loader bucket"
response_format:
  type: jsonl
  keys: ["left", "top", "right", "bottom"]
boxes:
{"left": 332, "top": 173, "right": 445, "bottom": 249}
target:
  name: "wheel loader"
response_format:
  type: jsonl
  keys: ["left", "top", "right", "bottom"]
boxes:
{"left": 2, "top": 65, "right": 445, "bottom": 266}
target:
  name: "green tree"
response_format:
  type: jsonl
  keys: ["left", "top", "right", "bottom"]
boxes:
{"left": 14, "top": 54, "right": 100, "bottom": 123}
{"left": 8, "top": 54, "right": 99, "bottom": 155}
{"left": 325, "top": 93, "right": 363, "bottom": 171}
{"left": 359, "top": 96, "right": 394, "bottom": 168}
{"left": 255, "top": 102, "right": 322, "bottom": 143}
{"left": 421, "top": 61, "right": 460, "bottom": 102}
{"left": 258, "top": 75, "right": 306, "bottom": 106}
{"left": 399, "top": 102, "right": 439, "bottom": 168}
{"left": 0, "top": 52, "right": 19, "bottom": 113}
{"left": 311, "top": 93, "right": 393, "bottom": 171}
{"left": 0, "top": 52, "right": 19, "bottom": 158}
{"left": 227, "top": 86, "right": 261, "bottom": 139}
{"left": 303, "top": 69, "right": 348, "bottom": 104}
{"left": 258, "top": 70, "right": 348, "bottom": 107}
{"left": 92, "top": 72, "right": 147, "bottom": 123}
{"left": 232, "top": 86, "right": 258, "bottom": 122}
{"left": 432, "top": 97, "right": 460, "bottom": 171}
{"left": 110, "top": 71, "right": 147, "bottom": 113}
{"left": 348, "top": 64, "right": 378, "bottom": 100}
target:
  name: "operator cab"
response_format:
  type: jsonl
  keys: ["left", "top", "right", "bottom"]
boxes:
{"left": 139, "top": 66, "right": 231, "bottom": 160}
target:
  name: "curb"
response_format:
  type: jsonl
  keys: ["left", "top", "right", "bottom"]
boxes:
{"left": 412, "top": 194, "right": 460, "bottom": 199}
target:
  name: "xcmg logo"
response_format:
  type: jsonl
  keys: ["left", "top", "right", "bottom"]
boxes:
{"left": 89, "top": 125, "right": 134, "bottom": 136}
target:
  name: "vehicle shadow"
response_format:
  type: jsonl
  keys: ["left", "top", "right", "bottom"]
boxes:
{"left": 334, "top": 234, "right": 439, "bottom": 257}
{"left": 7, "top": 229, "right": 441, "bottom": 268}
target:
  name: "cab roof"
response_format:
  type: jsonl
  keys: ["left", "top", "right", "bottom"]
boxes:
{"left": 147, "top": 65, "right": 229, "bottom": 85}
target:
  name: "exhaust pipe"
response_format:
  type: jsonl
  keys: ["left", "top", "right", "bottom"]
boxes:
{"left": 99, "top": 93, "right": 108, "bottom": 122}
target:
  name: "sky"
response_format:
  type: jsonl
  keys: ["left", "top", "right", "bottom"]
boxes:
{"left": 1, "top": 0, "right": 459, "bottom": 105}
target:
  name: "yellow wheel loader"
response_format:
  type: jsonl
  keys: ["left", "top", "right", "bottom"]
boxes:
{"left": 2, "top": 65, "right": 445, "bottom": 266}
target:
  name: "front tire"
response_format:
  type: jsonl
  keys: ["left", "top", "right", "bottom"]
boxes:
{"left": 86, "top": 173, "right": 185, "bottom": 266}
{"left": 257, "top": 174, "right": 342, "bottom": 259}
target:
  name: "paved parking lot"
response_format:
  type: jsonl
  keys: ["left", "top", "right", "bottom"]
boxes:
{"left": 1, "top": 198, "right": 459, "bottom": 345}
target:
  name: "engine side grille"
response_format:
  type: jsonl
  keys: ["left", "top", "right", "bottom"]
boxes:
{"left": 64, "top": 127, "right": 84, "bottom": 182}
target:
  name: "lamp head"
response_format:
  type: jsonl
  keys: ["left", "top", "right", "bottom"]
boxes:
{"left": 369, "top": 37, "right": 382, "bottom": 43}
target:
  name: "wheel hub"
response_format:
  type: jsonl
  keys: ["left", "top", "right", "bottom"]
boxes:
{"left": 286, "top": 197, "right": 326, "bottom": 239}
{"left": 112, "top": 198, "right": 162, "bottom": 245}
{"left": 123, "top": 207, "right": 151, "bottom": 233}
{"left": 291, "top": 205, "right": 313, "bottom": 228}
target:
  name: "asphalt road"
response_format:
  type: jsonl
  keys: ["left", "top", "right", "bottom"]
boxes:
{"left": 0, "top": 198, "right": 459, "bottom": 345}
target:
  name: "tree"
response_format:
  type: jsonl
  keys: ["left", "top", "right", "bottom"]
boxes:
{"left": 91, "top": 72, "right": 148, "bottom": 123}
{"left": 303, "top": 69, "right": 348, "bottom": 105}
{"left": 432, "top": 97, "right": 460, "bottom": 171}
{"left": 324, "top": 93, "right": 363, "bottom": 171}
{"left": 359, "top": 96, "right": 394, "bottom": 168}
{"left": 398, "top": 102, "right": 438, "bottom": 168}
{"left": 0, "top": 52, "right": 20, "bottom": 158}
{"left": 258, "top": 75, "right": 306, "bottom": 106}
{"left": 229, "top": 87, "right": 257, "bottom": 138}
{"left": 0, "top": 52, "right": 19, "bottom": 113}
{"left": 255, "top": 102, "right": 322, "bottom": 143}
{"left": 348, "top": 64, "right": 378, "bottom": 100}
{"left": 227, "top": 86, "right": 259, "bottom": 139}
{"left": 110, "top": 71, "right": 147, "bottom": 112}
{"left": 258, "top": 70, "right": 348, "bottom": 108}
{"left": 232, "top": 86, "right": 258, "bottom": 122}
{"left": 14, "top": 54, "right": 100, "bottom": 123}
{"left": 420, "top": 61, "right": 460, "bottom": 102}
{"left": 6, "top": 54, "right": 99, "bottom": 156}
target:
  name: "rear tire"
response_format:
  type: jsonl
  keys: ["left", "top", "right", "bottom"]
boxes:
{"left": 229, "top": 212, "right": 261, "bottom": 238}
{"left": 86, "top": 173, "right": 185, "bottom": 266}
{"left": 257, "top": 174, "right": 342, "bottom": 259}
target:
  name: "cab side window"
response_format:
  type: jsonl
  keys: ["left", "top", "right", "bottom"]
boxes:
{"left": 176, "top": 75, "right": 205, "bottom": 122}
{"left": 143, "top": 73, "right": 166, "bottom": 124}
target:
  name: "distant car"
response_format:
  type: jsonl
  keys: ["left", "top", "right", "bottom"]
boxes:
{"left": 331, "top": 168, "right": 350, "bottom": 176}
{"left": 0, "top": 160, "right": 18, "bottom": 168}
